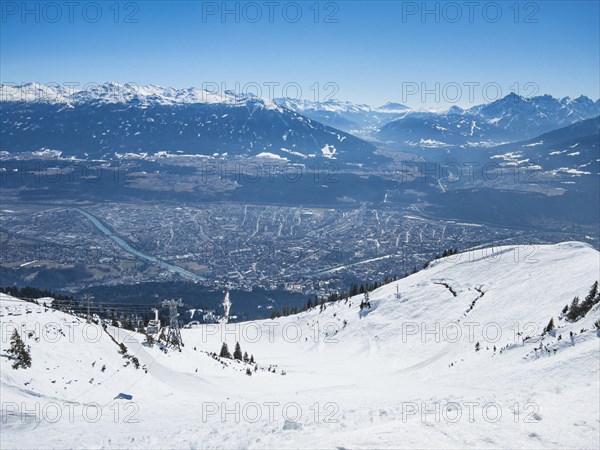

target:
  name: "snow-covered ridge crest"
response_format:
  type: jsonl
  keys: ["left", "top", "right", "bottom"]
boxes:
{"left": 0, "top": 82, "right": 282, "bottom": 110}
{"left": 274, "top": 97, "right": 409, "bottom": 114}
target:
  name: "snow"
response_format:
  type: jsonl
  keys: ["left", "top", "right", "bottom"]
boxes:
{"left": 320, "top": 144, "right": 337, "bottom": 159}
{"left": 0, "top": 82, "right": 283, "bottom": 111}
{"left": 553, "top": 167, "right": 592, "bottom": 176}
{"left": 491, "top": 152, "right": 524, "bottom": 161}
{"left": 255, "top": 152, "right": 288, "bottom": 161}
{"left": 417, "top": 139, "right": 450, "bottom": 148}
{"left": 280, "top": 148, "right": 311, "bottom": 159}
{"left": 1, "top": 242, "right": 599, "bottom": 449}
{"left": 523, "top": 141, "right": 544, "bottom": 147}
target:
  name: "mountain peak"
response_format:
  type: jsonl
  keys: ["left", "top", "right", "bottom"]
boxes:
{"left": 378, "top": 102, "right": 409, "bottom": 112}
{"left": 500, "top": 91, "right": 526, "bottom": 102}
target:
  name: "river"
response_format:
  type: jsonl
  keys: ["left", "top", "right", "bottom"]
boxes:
{"left": 73, "top": 208, "right": 208, "bottom": 282}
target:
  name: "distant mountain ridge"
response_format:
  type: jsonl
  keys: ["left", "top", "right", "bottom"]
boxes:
{"left": 273, "top": 97, "right": 409, "bottom": 138}
{"left": 0, "top": 82, "right": 280, "bottom": 107}
{"left": 488, "top": 115, "right": 600, "bottom": 176}
{"left": 377, "top": 93, "right": 600, "bottom": 149}
{"left": 0, "top": 83, "right": 379, "bottom": 163}
{"left": 2, "top": 83, "right": 598, "bottom": 158}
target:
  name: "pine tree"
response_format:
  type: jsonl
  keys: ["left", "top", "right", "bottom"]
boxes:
{"left": 581, "top": 281, "right": 600, "bottom": 316}
{"left": 475, "top": 342, "right": 480, "bottom": 352}
{"left": 544, "top": 318, "right": 555, "bottom": 334}
{"left": 566, "top": 296, "right": 581, "bottom": 321}
{"left": 243, "top": 351, "right": 249, "bottom": 362}
{"left": 233, "top": 342, "right": 243, "bottom": 360}
{"left": 8, "top": 330, "right": 31, "bottom": 369}
{"left": 587, "top": 281, "right": 598, "bottom": 302}
{"left": 250, "top": 354, "right": 255, "bottom": 364}
{"left": 219, "top": 342, "right": 232, "bottom": 359}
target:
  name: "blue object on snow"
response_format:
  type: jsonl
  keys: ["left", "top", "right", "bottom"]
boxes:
{"left": 114, "top": 393, "right": 133, "bottom": 400}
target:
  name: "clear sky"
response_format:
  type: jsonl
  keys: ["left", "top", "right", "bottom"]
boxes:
{"left": 1, "top": 1, "right": 599, "bottom": 108}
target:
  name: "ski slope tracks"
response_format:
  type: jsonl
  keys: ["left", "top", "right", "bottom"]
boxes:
{"left": 1, "top": 242, "right": 599, "bottom": 449}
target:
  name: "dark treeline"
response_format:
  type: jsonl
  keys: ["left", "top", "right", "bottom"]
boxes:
{"left": 0, "top": 285, "right": 72, "bottom": 301}
{"left": 0, "top": 285, "right": 160, "bottom": 330}
{"left": 270, "top": 276, "right": 397, "bottom": 319}
{"left": 270, "top": 247, "right": 461, "bottom": 319}
{"left": 561, "top": 281, "right": 599, "bottom": 322}
{"left": 0, "top": 285, "right": 80, "bottom": 310}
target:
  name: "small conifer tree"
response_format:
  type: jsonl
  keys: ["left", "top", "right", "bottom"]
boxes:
{"left": 219, "top": 342, "right": 232, "bottom": 359}
{"left": 8, "top": 330, "right": 31, "bottom": 369}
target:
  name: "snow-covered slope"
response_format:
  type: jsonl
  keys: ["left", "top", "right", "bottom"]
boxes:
{"left": 488, "top": 116, "right": 600, "bottom": 178}
{"left": 1, "top": 242, "right": 599, "bottom": 449}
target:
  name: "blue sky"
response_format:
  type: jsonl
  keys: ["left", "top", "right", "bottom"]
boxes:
{"left": 1, "top": 1, "right": 598, "bottom": 108}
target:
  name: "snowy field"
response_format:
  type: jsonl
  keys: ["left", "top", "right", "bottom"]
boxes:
{"left": 1, "top": 242, "right": 599, "bottom": 449}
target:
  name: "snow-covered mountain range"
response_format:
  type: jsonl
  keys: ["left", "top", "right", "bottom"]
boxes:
{"left": 273, "top": 98, "right": 409, "bottom": 138}
{"left": 0, "top": 82, "right": 278, "bottom": 107}
{"left": 0, "top": 83, "right": 378, "bottom": 163}
{"left": 1, "top": 242, "right": 599, "bottom": 448}
{"left": 377, "top": 93, "right": 600, "bottom": 148}
{"left": 1, "top": 83, "right": 599, "bottom": 160}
